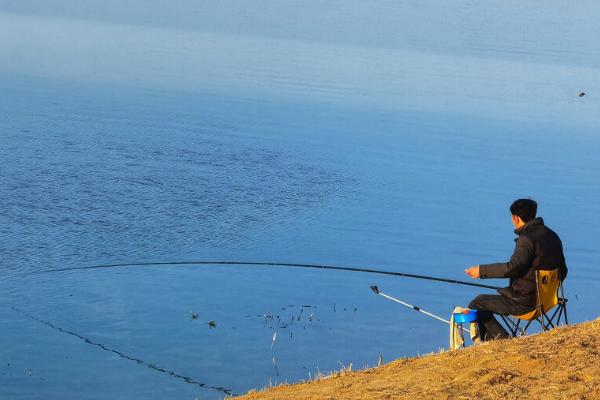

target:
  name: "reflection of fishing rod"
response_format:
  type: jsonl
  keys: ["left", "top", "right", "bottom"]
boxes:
{"left": 35, "top": 260, "right": 501, "bottom": 290}
{"left": 10, "top": 306, "right": 235, "bottom": 396}
{"left": 370, "top": 285, "right": 469, "bottom": 332}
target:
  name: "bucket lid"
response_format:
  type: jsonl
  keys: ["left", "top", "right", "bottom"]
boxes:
{"left": 453, "top": 309, "right": 478, "bottom": 323}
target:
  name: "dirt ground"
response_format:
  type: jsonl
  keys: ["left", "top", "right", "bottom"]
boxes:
{"left": 235, "top": 319, "right": 600, "bottom": 400}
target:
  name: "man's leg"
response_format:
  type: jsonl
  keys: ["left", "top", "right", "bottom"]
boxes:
{"left": 468, "top": 294, "right": 527, "bottom": 341}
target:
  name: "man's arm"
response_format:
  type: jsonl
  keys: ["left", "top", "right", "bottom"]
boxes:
{"left": 479, "top": 236, "right": 535, "bottom": 279}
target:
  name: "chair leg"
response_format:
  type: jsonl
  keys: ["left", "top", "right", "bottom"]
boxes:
{"left": 513, "top": 319, "right": 523, "bottom": 337}
{"left": 541, "top": 311, "right": 555, "bottom": 330}
{"left": 539, "top": 306, "right": 546, "bottom": 330}
{"left": 500, "top": 315, "right": 519, "bottom": 337}
{"left": 522, "top": 318, "right": 535, "bottom": 334}
{"left": 548, "top": 306, "right": 562, "bottom": 328}
{"left": 551, "top": 302, "right": 568, "bottom": 327}
{"left": 513, "top": 318, "right": 526, "bottom": 337}
{"left": 559, "top": 283, "right": 568, "bottom": 325}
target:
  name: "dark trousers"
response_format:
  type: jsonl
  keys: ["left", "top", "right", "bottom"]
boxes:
{"left": 468, "top": 294, "right": 531, "bottom": 341}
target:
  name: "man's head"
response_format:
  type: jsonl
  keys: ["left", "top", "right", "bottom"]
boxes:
{"left": 509, "top": 198, "right": 537, "bottom": 228}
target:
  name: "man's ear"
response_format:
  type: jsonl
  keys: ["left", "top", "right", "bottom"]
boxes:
{"left": 511, "top": 214, "right": 519, "bottom": 226}
{"left": 512, "top": 214, "right": 523, "bottom": 227}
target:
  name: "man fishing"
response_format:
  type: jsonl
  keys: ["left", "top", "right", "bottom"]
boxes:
{"left": 464, "top": 198, "right": 568, "bottom": 340}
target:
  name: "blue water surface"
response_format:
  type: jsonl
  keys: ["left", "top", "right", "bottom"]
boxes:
{"left": 1, "top": 2, "right": 600, "bottom": 399}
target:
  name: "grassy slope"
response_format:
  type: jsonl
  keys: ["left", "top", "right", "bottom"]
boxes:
{"left": 236, "top": 319, "right": 600, "bottom": 400}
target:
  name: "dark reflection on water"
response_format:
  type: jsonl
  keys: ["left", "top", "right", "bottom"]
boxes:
{"left": 12, "top": 306, "right": 236, "bottom": 396}
{"left": 0, "top": 82, "right": 351, "bottom": 276}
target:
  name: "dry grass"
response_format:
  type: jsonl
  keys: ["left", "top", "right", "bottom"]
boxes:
{"left": 236, "top": 318, "right": 600, "bottom": 400}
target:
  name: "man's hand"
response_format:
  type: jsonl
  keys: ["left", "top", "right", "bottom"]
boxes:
{"left": 465, "top": 265, "right": 480, "bottom": 279}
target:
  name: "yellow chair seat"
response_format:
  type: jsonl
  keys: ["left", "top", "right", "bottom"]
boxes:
{"left": 515, "top": 308, "right": 540, "bottom": 321}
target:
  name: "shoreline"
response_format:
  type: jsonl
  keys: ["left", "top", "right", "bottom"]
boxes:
{"left": 235, "top": 318, "right": 600, "bottom": 399}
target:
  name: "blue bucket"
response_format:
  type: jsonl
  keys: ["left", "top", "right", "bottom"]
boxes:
{"left": 453, "top": 309, "right": 478, "bottom": 323}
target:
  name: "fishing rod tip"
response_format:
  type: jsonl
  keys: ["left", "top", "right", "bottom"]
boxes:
{"left": 370, "top": 285, "right": 380, "bottom": 294}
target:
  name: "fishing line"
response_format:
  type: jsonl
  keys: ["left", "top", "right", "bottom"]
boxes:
{"left": 33, "top": 260, "right": 502, "bottom": 290}
{"left": 11, "top": 306, "right": 235, "bottom": 396}
{"left": 8, "top": 260, "right": 495, "bottom": 395}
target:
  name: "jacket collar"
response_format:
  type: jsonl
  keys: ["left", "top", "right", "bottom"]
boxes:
{"left": 515, "top": 217, "right": 544, "bottom": 236}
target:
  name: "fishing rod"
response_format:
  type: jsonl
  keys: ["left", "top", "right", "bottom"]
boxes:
{"left": 35, "top": 260, "right": 501, "bottom": 290}
{"left": 370, "top": 285, "right": 469, "bottom": 333}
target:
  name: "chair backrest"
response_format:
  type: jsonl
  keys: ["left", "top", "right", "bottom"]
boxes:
{"left": 536, "top": 269, "right": 560, "bottom": 313}
{"left": 515, "top": 269, "right": 560, "bottom": 321}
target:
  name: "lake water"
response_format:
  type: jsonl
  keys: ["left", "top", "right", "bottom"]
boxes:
{"left": 1, "top": 2, "right": 600, "bottom": 399}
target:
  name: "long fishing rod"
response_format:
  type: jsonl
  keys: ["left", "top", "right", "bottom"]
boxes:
{"left": 35, "top": 260, "right": 501, "bottom": 290}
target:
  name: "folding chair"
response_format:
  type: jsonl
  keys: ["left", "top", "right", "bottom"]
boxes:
{"left": 499, "top": 269, "right": 568, "bottom": 337}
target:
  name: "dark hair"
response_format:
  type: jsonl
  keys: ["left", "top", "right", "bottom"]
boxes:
{"left": 510, "top": 198, "right": 537, "bottom": 222}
